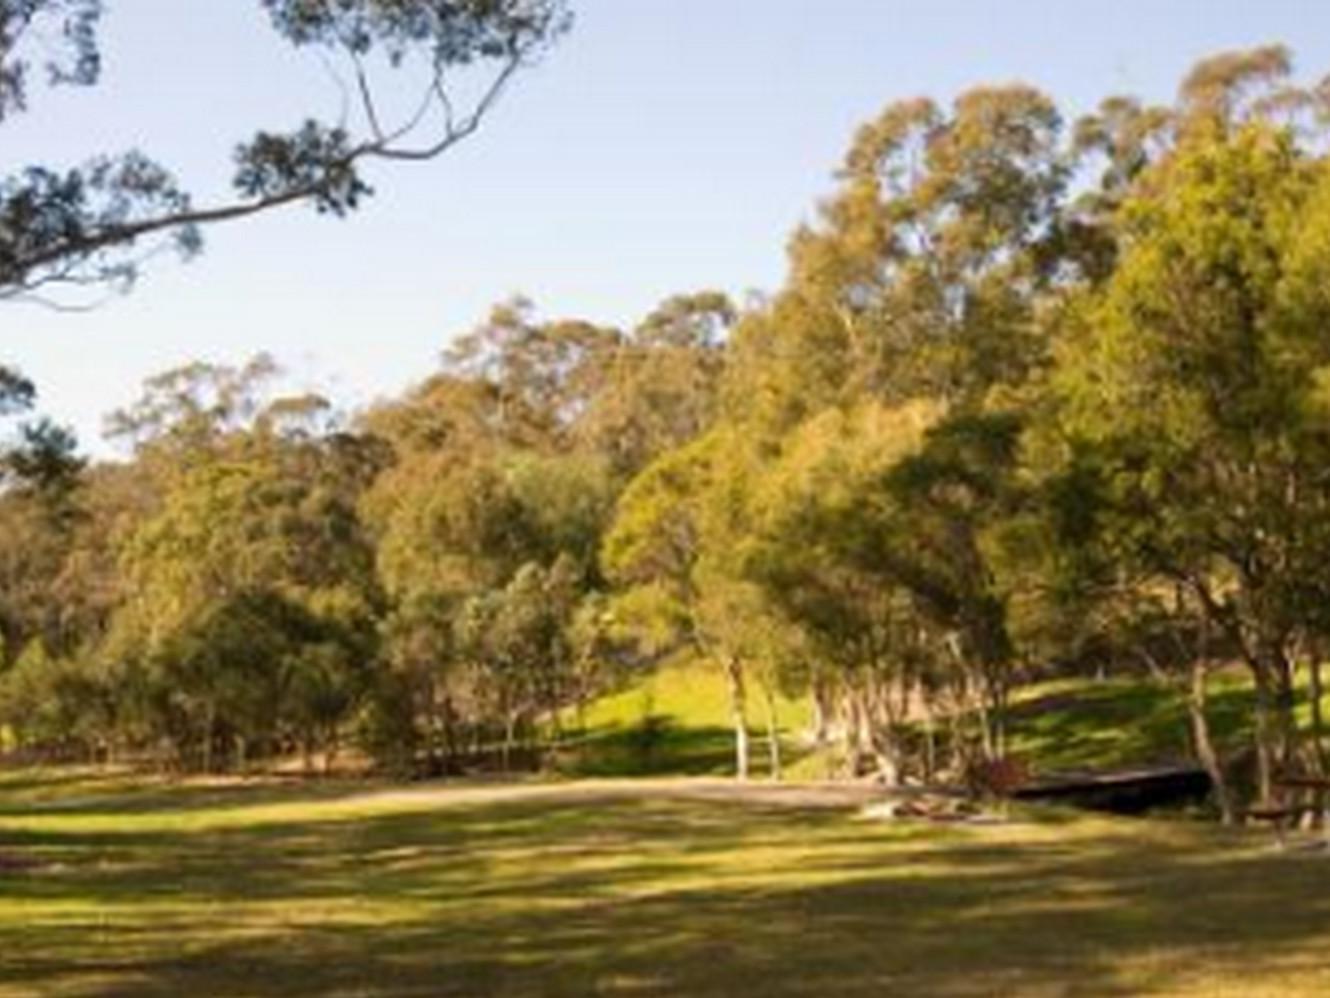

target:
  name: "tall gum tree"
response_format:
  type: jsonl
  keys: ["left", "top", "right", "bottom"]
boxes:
{"left": 716, "top": 83, "right": 1071, "bottom": 772}
{"left": 1047, "top": 61, "right": 1330, "bottom": 802}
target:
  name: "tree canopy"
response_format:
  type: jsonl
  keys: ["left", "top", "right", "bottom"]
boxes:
{"left": 8, "top": 44, "right": 1330, "bottom": 820}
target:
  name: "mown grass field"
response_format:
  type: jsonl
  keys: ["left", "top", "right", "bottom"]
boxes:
{"left": 3, "top": 768, "right": 1330, "bottom": 997}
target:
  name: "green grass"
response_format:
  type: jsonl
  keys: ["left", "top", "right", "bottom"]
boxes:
{"left": 1007, "top": 673, "right": 1255, "bottom": 774}
{"left": 3, "top": 769, "right": 1330, "bottom": 996}
{"left": 558, "top": 659, "right": 812, "bottom": 778}
{"left": 563, "top": 659, "right": 1204, "bottom": 780}
{"left": 567, "top": 659, "right": 1330, "bottom": 780}
{"left": 1009, "top": 669, "right": 1330, "bottom": 776}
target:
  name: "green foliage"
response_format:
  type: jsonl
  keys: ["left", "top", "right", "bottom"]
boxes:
{"left": 0, "top": 640, "right": 94, "bottom": 752}
{"left": 1042, "top": 111, "right": 1330, "bottom": 797}
{"left": 1, "top": 0, "right": 570, "bottom": 301}
{"left": 13, "top": 44, "right": 1330, "bottom": 804}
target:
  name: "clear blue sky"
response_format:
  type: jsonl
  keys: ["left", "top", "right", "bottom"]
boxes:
{"left": 7, "top": 0, "right": 1330, "bottom": 454}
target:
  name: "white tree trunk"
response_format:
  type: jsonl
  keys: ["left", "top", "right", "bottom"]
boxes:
{"left": 724, "top": 656, "right": 750, "bottom": 781}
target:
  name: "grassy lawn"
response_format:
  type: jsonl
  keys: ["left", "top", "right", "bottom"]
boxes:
{"left": 1006, "top": 674, "right": 1256, "bottom": 773}
{"left": 566, "top": 659, "right": 1330, "bottom": 780}
{"left": 3, "top": 770, "right": 1330, "bottom": 996}
{"left": 560, "top": 659, "right": 1223, "bottom": 780}
{"left": 558, "top": 659, "right": 812, "bottom": 779}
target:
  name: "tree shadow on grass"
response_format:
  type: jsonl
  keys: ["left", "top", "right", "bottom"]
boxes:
{"left": 1008, "top": 680, "right": 1254, "bottom": 773}
{"left": 0, "top": 774, "right": 390, "bottom": 819}
{"left": 4, "top": 793, "right": 1330, "bottom": 996}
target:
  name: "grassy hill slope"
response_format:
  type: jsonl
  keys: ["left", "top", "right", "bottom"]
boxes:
{"left": 562, "top": 661, "right": 1319, "bottom": 781}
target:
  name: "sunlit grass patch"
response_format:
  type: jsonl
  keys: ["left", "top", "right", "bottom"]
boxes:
{"left": 2, "top": 771, "right": 1330, "bottom": 996}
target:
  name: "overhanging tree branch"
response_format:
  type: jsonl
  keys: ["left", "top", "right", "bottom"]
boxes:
{"left": 1, "top": 0, "right": 571, "bottom": 304}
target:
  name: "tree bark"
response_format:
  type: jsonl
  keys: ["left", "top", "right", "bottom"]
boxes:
{"left": 1309, "top": 650, "right": 1327, "bottom": 779}
{"left": 324, "top": 728, "right": 339, "bottom": 777}
{"left": 987, "top": 665, "right": 1009, "bottom": 760}
{"left": 1188, "top": 655, "right": 1235, "bottom": 824}
{"left": 441, "top": 695, "right": 459, "bottom": 776}
{"left": 1252, "top": 665, "right": 1277, "bottom": 804}
{"left": 972, "top": 669, "right": 995, "bottom": 763}
{"left": 1252, "top": 640, "right": 1298, "bottom": 800}
{"left": 866, "top": 675, "right": 902, "bottom": 786}
{"left": 201, "top": 700, "right": 216, "bottom": 775}
{"left": 810, "top": 672, "right": 833, "bottom": 746}
{"left": 760, "top": 677, "right": 782, "bottom": 782}
{"left": 919, "top": 681, "right": 937, "bottom": 783}
{"left": 502, "top": 712, "right": 517, "bottom": 774}
{"left": 723, "top": 656, "right": 750, "bottom": 781}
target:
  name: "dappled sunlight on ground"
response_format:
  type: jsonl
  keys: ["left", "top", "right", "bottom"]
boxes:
{"left": 2, "top": 773, "right": 1328, "bottom": 996}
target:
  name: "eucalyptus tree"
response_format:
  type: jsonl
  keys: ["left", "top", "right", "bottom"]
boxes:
{"left": 747, "top": 403, "right": 938, "bottom": 781}
{"left": 716, "top": 82, "right": 1074, "bottom": 772}
{"left": 1042, "top": 46, "right": 1330, "bottom": 803}
{"left": 361, "top": 295, "right": 724, "bottom": 773}
{"left": 602, "top": 427, "right": 792, "bottom": 780}
{"left": 1, "top": 0, "right": 571, "bottom": 304}
{"left": 579, "top": 292, "right": 735, "bottom": 476}
{"left": 453, "top": 555, "right": 582, "bottom": 768}
{"left": 0, "top": 365, "right": 85, "bottom": 693}
{"left": 92, "top": 358, "right": 381, "bottom": 770}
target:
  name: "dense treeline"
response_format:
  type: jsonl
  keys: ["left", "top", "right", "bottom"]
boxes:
{"left": 5, "top": 46, "right": 1330, "bottom": 816}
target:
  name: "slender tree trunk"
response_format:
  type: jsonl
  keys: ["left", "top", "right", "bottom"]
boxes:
{"left": 1249, "top": 642, "right": 1298, "bottom": 805}
{"left": 811, "top": 672, "right": 832, "bottom": 746}
{"left": 201, "top": 700, "right": 216, "bottom": 775}
{"left": 972, "top": 669, "right": 995, "bottom": 763}
{"left": 872, "top": 733, "right": 901, "bottom": 786}
{"left": 1188, "top": 654, "right": 1235, "bottom": 824}
{"left": 1309, "top": 649, "right": 1327, "bottom": 779}
{"left": 1305, "top": 645, "right": 1329, "bottom": 833}
{"left": 502, "top": 712, "right": 517, "bottom": 774}
{"left": 867, "top": 674, "right": 902, "bottom": 786}
{"left": 324, "top": 728, "right": 339, "bottom": 777}
{"left": 423, "top": 676, "right": 441, "bottom": 777}
{"left": 760, "top": 677, "right": 781, "bottom": 782}
{"left": 546, "top": 685, "right": 565, "bottom": 741}
{"left": 441, "top": 696, "right": 458, "bottom": 776}
{"left": 946, "top": 679, "right": 967, "bottom": 775}
{"left": 987, "top": 665, "right": 1008, "bottom": 760}
{"left": 1273, "top": 652, "right": 1298, "bottom": 778}
{"left": 843, "top": 687, "right": 866, "bottom": 777}
{"left": 723, "top": 655, "right": 749, "bottom": 781}
{"left": 919, "top": 682, "right": 937, "bottom": 783}
{"left": 1252, "top": 667, "right": 1276, "bottom": 805}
